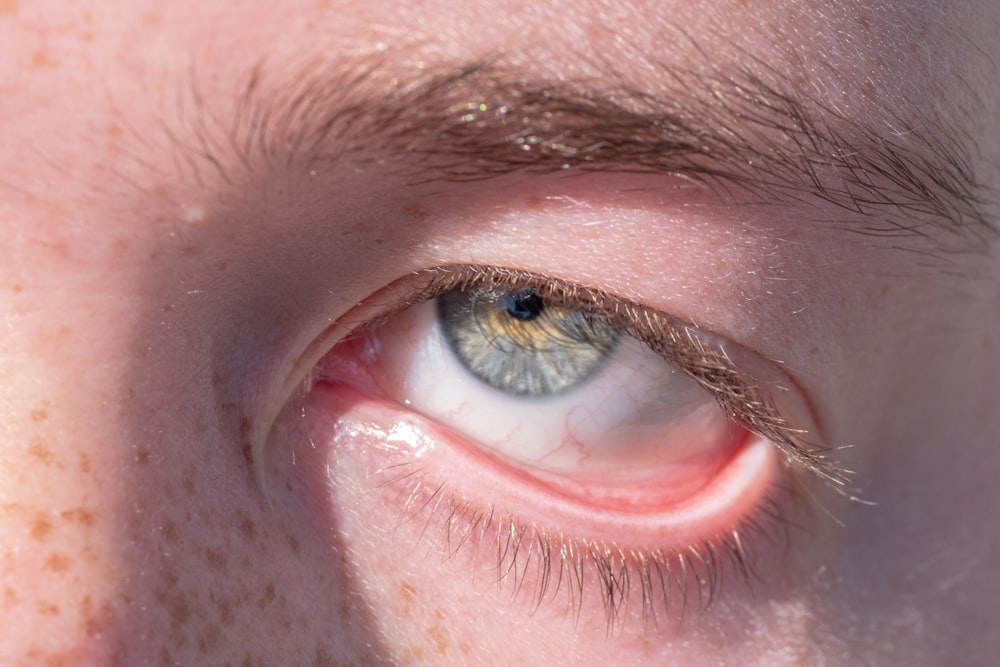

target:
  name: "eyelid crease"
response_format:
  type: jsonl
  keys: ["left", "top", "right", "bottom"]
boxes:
{"left": 365, "top": 263, "right": 855, "bottom": 492}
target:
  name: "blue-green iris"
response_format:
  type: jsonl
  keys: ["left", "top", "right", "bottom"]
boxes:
{"left": 437, "top": 286, "right": 620, "bottom": 396}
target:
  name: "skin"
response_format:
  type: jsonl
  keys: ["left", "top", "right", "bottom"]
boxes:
{"left": 1, "top": 0, "right": 998, "bottom": 665}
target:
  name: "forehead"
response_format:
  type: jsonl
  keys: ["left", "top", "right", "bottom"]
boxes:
{"left": 0, "top": 0, "right": 995, "bottom": 253}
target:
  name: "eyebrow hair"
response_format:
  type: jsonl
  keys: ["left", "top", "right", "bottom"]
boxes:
{"left": 180, "top": 48, "right": 993, "bottom": 249}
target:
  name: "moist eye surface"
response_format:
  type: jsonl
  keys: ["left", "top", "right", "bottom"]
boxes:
{"left": 437, "top": 285, "right": 622, "bottom": 396}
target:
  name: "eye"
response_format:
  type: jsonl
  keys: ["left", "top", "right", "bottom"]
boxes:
{"left": 302, "top": 264, "right": 845, "bottom": 628}
{"left": 373, "top": 282, "right": 746, "bottom": 504}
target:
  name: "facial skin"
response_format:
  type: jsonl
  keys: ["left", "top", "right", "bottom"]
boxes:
{"left": 1, "top": 0, "right": 999, "bottom": 665}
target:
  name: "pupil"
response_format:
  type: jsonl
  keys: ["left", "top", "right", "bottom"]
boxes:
{"left": 504, "top": 290, "right": 544, "bottom": 321}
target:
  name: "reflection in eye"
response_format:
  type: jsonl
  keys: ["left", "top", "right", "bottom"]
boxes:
{"left": 314, "top": 265, "right": 847, "bottom": 627}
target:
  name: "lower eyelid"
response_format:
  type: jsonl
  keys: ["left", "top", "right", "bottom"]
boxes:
{"left": 274, "top": 362, "right": 795, "bottom": 631}
{"left": 310, "top": 379, "right": 778, "bottom": 547}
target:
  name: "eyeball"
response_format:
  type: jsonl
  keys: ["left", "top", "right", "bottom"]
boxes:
{"left": 365, "top": 283, "right": 747, "bottom": 504}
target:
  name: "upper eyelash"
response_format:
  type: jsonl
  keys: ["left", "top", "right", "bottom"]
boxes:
{"left": 399, "top": 263, "right": 852, "bottom": 491}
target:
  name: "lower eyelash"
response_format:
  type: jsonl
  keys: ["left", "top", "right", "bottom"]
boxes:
{"left": 375, "top": 457, "right": 804, "bottom": 633}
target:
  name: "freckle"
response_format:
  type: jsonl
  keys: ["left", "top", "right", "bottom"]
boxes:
{"left": 60, "top": 507, "right": 95, "bottom": 526}
{"left": 180, "top": 244, "right": 201, "bottom": 256}
{"left": 3, "top": 587, "right": 17, "bottom": 607}
{"left": 313, "top": 643, "right": 335, "bottom": 667}
{"left": 287, "top": 534, "right": 301, "bottom": 555}
{"left": 238, "top": 514, "right": 257, "bottom": 543}
{"left": 204, "top": 547, "right": 228, "bottom": 571}
{"left": 30, "top": 408, "right": 48, "bottom": 421}
{"left": 38, "top": 601, "right": 60, "bottom": 615}
{"left": 403, "top": 646, "right": 426, "bottom": 662}
{"left": 12, "top": 283, "right": 22, "bottom": 293}
{"left": 28, "top": 443, "right": 57, "bottom": 466}
{"left": 44, "top": 552, "right": 73, "bottom": 573}
{"left": 427, "top": 623, "right": 449, "bottom": 656}
{"left": 31, "top": 513, "right": 54, "bottom": 541}
{"left": 183, "top": 466, "right": 197, "bottom": 495}
{"left": 401, "top": 202, "right": 429, "bottom": 221}
{"left": 214, "top": 598, "right": 233, "bottom": 624}
{"left": 397, "top": 580, "right": 417, "bottom": 618}
{"left": 0, "top": 0, "right": 18, "bottom": 16}
{"left": 78, "top": 452, "right": 91, "bottom": 473}
{"left": 135, "top": 447, "right": 150, "bottom": 465}
{"left": 256, "top": 582, "right": 276, "bottom": 609}
{"left": 31, "top": 50, "right": 58, "bottom": 68}
{"left": 160, "top": 520, "right": 178, "bottom": 544}
{"left": 158, "top": 586, "right": 192, "bottom": 627}
{"left": 44, "top": 649, "right": 82, "bottom": 667}
{"left": 338, "top": 600, "right": 351, "bottom": 624}
{"left": 197, "top": 623, "right": 221, "bottom": 653}
{"left": 524, "top": 195, "right": 544, "bottom": 210}
{"left": 242, "top": 442, "right": 254, "bottom": 466}
{"left": 400, "top": 580, "right": 416, "bottom": 603}
{"left": 83, "top": 599, "right": 115, "bottom": 637}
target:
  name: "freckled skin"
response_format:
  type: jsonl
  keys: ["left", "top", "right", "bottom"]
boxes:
{"left": 0, "top": 1, "right": 998, "bottom": 666}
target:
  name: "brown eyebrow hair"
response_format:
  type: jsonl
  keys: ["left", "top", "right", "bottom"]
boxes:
{"left": 180, "top": 47, "right": 993, "bottom": 250}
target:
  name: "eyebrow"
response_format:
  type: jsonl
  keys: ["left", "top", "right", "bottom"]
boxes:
{"left": 182, "top": 50, "right": 992, "bottom": 248}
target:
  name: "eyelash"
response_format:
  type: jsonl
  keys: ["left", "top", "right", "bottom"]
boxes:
{"left": 324, "top": 263, "right": 850, "bottom": 630}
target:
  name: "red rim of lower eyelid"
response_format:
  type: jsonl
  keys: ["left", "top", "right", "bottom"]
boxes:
{"left": 306, "top": 377, "right": 776, "bottom": 549}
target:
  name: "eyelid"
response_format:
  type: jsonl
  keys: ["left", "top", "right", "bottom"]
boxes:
{"left": 370, "top": 263, "right": 851, "bottom": 491}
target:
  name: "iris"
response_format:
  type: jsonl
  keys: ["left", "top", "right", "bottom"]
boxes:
{"left": 437, "top": 286, "right": 620, "bottom": 396}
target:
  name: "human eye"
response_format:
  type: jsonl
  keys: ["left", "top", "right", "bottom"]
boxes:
{"left": 283, "top": 262, "right": 847, "bottom": 630}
